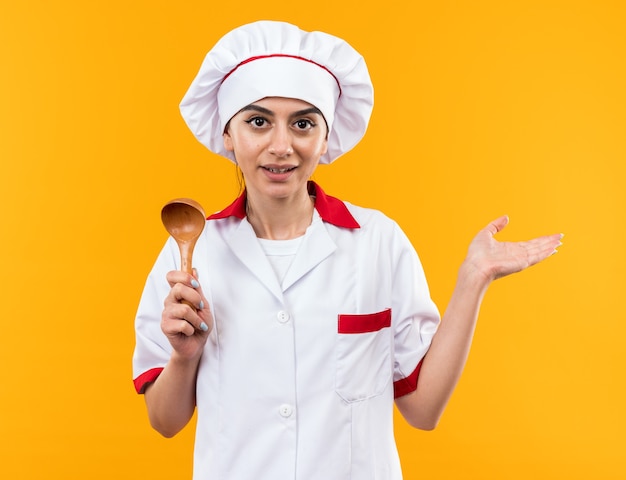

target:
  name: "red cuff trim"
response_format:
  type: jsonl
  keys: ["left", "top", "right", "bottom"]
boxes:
{"left": 133, "top": 367, "right": 164, "bottom": 394}
{"left": 393, "top": 359, "right": 424, "bottom": 398}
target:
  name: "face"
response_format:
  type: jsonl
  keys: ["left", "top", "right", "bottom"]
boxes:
{"left": 223, "top": 97, "right": 328, "bottom": 202}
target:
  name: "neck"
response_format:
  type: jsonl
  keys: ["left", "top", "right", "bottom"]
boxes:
{"left": 246, "top": 187, "right": 315, "bottom": 240}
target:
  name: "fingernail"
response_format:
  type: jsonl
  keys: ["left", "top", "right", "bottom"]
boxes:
{"left": 199, "top": 300, "right": 204, "bottom": 310}
{"left": 191, "top": 279, "right": 200, "bottom": 288}
{"left": 200, "top": 322, "right": 209, "bottom": 332}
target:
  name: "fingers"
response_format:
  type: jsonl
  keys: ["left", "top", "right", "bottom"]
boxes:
{"left": 485, "top": 216, "right": 563, "bottom": 256}
{"left": 168, "top": 282, "right": 204, "bottom": 311}
{"left": 166, "top": 270, "right": 200, "bottom": 291}
{"left": 163, "top": 270, "right": 211, "bottom": 335}
{"left": 162, "top": 301, "right": 211, "bottom": 338}
{"left": 467, "top": 215, "right": 564, "bottom": 282}
{"left": 521, "top": 233, "right": 564, "bottom": 266}
{"left": 165, "top": 270, "right": 205, "bottom": 308}
{"left": 162, "top": 302, "right": 204, "bottom": 337}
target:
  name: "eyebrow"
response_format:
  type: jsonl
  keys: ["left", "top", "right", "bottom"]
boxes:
{"left": 239, "top": 104, "right": 324, "bottom": 118}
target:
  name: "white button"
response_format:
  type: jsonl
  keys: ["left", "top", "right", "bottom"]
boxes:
{"left": 276, "top": 310, "right": 290, "bottom": 324}
{"left": 279, "top": 404, "right": 293, "bottom": 418}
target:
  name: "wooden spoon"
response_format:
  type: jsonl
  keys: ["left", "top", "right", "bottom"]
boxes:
{"left": 161, "top": 198, "right": 206, "bottom": 275}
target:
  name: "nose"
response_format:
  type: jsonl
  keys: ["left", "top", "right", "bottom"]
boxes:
{"left": 267, "top": 124, "right": 293, "bottom": 157}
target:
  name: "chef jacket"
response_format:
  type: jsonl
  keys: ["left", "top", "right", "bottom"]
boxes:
{"left": 133, "top": 182, "right": 440, "bottom": 480}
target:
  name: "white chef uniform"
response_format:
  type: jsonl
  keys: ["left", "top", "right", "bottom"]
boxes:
{"left": 133, "top": 181, "right": 440, "bottom": 480}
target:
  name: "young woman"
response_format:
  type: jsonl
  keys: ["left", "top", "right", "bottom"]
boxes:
{"left": 133, "top": 20, "right": 562, "bottom": 480}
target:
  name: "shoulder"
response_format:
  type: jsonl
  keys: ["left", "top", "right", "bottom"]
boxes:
{"left": 339, "top": 201, "right": 418, "bottom": 255}
{"left": 342, "top": 201, "right": 400, "bottom": 232}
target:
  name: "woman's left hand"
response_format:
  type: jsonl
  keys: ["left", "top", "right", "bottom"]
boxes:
{"left": 464, "top": 215, "right": 563, "bottom": 283}
{"left": 397, "top": 215, "right": 563, "bottom": 430}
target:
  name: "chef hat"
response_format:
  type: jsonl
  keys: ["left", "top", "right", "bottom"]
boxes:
{"left": 179, "top": 20, "right": 374, "bottom": 164}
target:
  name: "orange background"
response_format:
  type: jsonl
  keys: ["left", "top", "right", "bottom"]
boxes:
{"left": 1, "top": 1, "right": 624, "bottom": 478}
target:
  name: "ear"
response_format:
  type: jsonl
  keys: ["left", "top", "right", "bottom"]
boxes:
{"left": 320, "top": 137, "right": 328, "bottom": 156}
{"left": 223, "top": 131, "right": 234, "bottom": 152}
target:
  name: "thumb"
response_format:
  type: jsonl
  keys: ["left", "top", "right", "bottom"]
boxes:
{"left": 486, "top": 215, "right": 509, "bottom": 236}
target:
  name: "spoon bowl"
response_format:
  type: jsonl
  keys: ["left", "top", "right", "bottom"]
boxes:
{"left": 161, "top": 198, "right": 206, "bottom": 275}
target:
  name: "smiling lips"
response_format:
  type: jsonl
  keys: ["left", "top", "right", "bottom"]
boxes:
{"left": 263, "top": 165, "right": 296, "bottom": 174}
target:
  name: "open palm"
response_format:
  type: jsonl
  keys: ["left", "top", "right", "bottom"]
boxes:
{"left": 465, "top": 216, "right": 563, "bottom": 282}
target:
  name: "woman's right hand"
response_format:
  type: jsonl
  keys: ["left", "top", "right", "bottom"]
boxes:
{"left": 161, "top": 269, "right": 212, "bottom": 359}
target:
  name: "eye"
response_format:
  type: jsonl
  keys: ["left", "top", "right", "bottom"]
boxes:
{"left": 294, "top": 119, "right": 315, "bottom": 130}
{"left": 245, "top": 116, "right": 268, "bottom": 128}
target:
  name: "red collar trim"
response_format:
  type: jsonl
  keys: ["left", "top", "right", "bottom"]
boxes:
{"left": 207, "top": 181, "right": 360, "bottom": 229}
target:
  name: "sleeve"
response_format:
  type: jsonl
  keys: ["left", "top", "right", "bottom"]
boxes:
{"left": 390, "top": 224, "right": 440, "bottom": 398}
{"left": 131, "top": 238, "right": 179, "bottom": 394}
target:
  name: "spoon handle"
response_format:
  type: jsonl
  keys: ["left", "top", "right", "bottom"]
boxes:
{"left": 177, "top": 239, "right": 199, "bottom": 312}
{"left": 178, "top": 240, "right": 196, "bottom": 275}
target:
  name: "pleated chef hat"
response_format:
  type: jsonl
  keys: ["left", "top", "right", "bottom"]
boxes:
{"left": 179, "top": 20, "right": 374, "bottom": 164}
